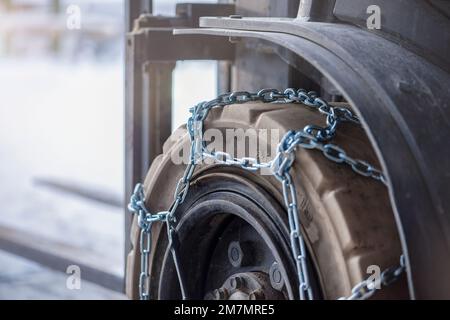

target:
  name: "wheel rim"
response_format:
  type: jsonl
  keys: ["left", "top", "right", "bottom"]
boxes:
{"left": 154, "top": 170, "right": 321, "bottom": 300}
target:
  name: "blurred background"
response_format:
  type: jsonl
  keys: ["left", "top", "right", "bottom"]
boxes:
{"left": 0, "top": 0, "right": 216, "bottom": 299}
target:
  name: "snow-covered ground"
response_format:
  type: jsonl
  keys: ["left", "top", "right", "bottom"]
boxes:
{"left": 0, "top": 57, "right": 126, "bottom": 298}
{"left": 0, "top": 250, "right": 126, "bottom": 299}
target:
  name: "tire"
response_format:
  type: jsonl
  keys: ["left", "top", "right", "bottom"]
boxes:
{"left": 126, "top": 101, "right": 408, "bottom": 300}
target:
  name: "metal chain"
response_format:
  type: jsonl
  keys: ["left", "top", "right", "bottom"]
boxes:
{"left": 129, "top": 88, "right": 405, "bottom": 300}
{"left": 128, "top": 184, "right": 162, "bottom": 300}
{"left": 340, "top": 255, "right": 406, "bottom": 300}
{"left": 128, "top": 163, "right": 196, "bottom": 300}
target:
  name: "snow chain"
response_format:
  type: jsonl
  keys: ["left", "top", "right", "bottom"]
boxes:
{"left": 128, "top": 88, "right": 406, "bottom": 301}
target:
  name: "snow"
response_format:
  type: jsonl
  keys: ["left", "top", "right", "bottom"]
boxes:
{"left": 0, "top": 57, "right": 125, "bottom": 278}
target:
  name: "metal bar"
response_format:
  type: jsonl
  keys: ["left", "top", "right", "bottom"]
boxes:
{"left": 141, "top": 61, "right": 175, "bottom": 173}
{"left": 0, "top": 225, "right": 123, "bottom": 292}
{"left": 124, "top": 46, "right": 177, "bottom": 272}
{"left": 125, "top": 0, "right": 152, "bottom": 32}
{"left": 217, "top": 61, "right": 232, "bottom": 93}
{"left": 124, "top": 0, "right": 153, "bottom": 293}
{"left": 124, "top": 33, "right": 140, "bottom": 286}
{"left": 296, "top": 0, "right": 336, "bottom": 22}
{"left": 140, "top": 28, "right": 235, "bottom": 61}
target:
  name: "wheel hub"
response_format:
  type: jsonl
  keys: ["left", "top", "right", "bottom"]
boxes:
{"left": 205, "top": 272, "right": 285, "bottom": 300}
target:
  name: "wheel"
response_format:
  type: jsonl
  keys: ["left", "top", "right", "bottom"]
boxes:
{"left": 126, "top": 101, "right": 409, "bottom": 300}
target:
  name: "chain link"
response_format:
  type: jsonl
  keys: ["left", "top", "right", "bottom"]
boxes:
{"left": 129, "top": 88, "right": 405, "bottom": 300}
{"left": 128, "top": 183, "right": 166, "bottom": 300}
{"left": 340, "top": 255, "right": 406, "bottom": 300}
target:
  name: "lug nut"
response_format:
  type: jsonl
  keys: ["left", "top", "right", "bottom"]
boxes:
{"left": 228, "top": 241, "right": 243, "bottom": 267}
{"left": 249, "top": 289, "right": 265, "bottom": 300}
{"left": 213, "top": 288, "right": 229, "bottom": 300}
{"left": 228, "top": 241, "right": 253, "bottom": 267}
{"left": 269, "top": 262, "right": 285, "bottom": 291}
{"left": 230, "top": 276, "right": 244, "bottom": 290}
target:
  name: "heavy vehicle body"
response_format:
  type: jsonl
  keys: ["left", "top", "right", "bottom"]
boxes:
{"left": 124, "top": 0, "right": 450, "bottom": 300}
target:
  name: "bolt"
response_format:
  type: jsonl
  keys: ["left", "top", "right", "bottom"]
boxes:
{"left": 249, "top": 289, "right": 265, "bottom": 300}
{"left": 213, "top": 288, "right": 229, "bottom": 300}
{"left": 273, "top": 269, "right": 282, "bottom": 283}
{"left": 269, "top": 262, "right": 285, "bottom": 291}
{"left": 230, "top": 276, "right": 244, "bottom": 290}
{"left": 228, "top": 241, "right": 243, "bottom": 267}
{"left": 231, "top": 247, "right": 239, "bottom": 261}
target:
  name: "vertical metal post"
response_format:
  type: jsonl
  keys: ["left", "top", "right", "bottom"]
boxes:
{"left": 141, "top": 61, "right": 175, "bottom": 175}
{"left": 124, "top": 0, "right": 177, "bottom": 293}
{"left": 126, "top": 0, "right": 153, "bottom": 31}
{"left": 217, "top": 61, "right": 232, "bottom": 93}
{"left": 296, "top": 0, "right": 336, "bottom": 22}
{"left": 124, "top": 0, "right": 154, "bottom": 293}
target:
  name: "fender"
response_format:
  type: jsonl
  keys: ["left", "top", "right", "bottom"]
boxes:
{"left": 175, "top": 17, "right": 450, "bottom": 299}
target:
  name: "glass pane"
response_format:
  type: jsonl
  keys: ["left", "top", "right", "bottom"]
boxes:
{"left": 172, "top": 60, "right": 218, "bottom": 130}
